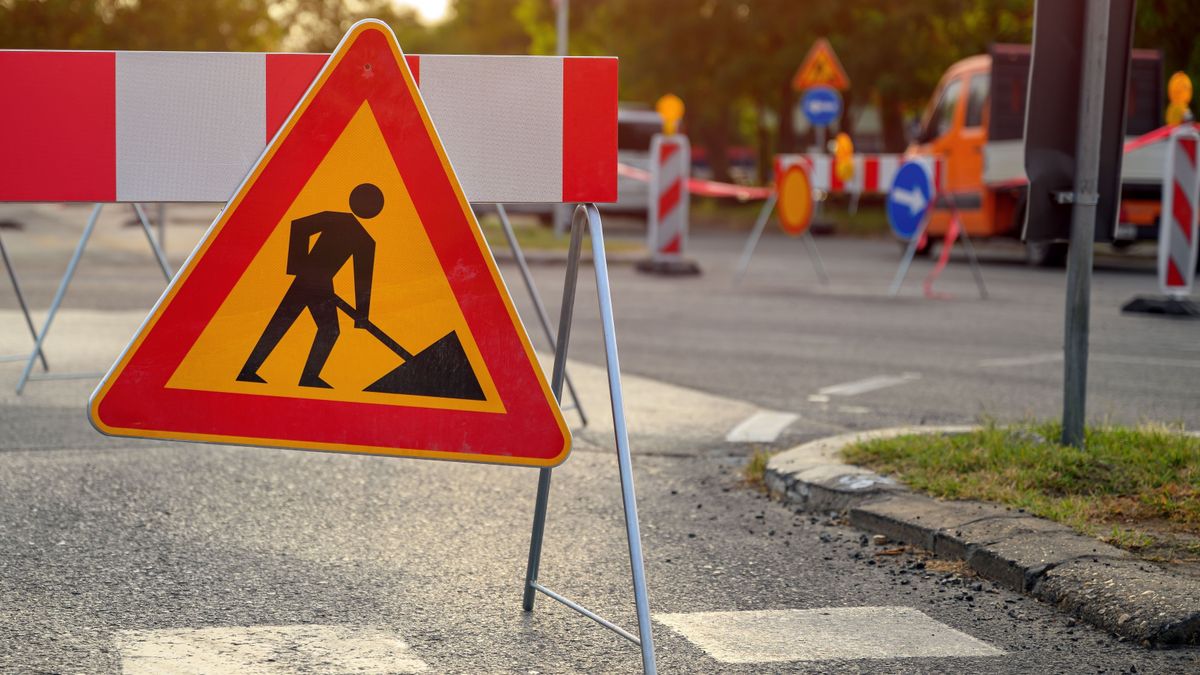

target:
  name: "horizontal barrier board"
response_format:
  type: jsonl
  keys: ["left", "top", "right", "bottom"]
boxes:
{"left": 0, "top": 51, "right": 617, "bottom": 204}
{"left": 776, "top": 153, "right": 905, "bottom": 195}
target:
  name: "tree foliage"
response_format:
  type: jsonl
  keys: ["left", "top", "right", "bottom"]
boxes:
{"left": 0, "top": 0, "right": 1193, "bottom": 180}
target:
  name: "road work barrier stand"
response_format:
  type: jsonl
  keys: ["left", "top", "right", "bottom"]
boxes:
{"left": 1, "top": 50, "right": 585, "bottom": 415}
{"left": 735, "top": 156, "right": 829, "bottom": 285}
{"left": 1122, "top": 123, "right": 1200, "bottom": 317}
{"left": 887, "top": 158, "right": 987, "bottom": 299}
{"left": 39, "top": 22, "right": 655, "bottom": 672}
{"left": 0, "top": 229, "right": 47, "bottom": 370}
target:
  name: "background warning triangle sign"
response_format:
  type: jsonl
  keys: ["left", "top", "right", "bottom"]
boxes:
{"left": 792, "top": 38, "right": 851, "bottom": 92}
{"left": 90, "top": 20, "right": 571, "bottom": 467}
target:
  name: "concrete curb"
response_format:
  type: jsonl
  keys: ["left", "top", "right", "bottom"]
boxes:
{"left": 764, "top": 426, "right": 1200, "bottom": 646}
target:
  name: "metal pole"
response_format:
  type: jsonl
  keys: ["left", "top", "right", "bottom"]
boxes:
{"left": 734, "top": 192, "right": 777, "bottom": 284}
{"left": 496, "top": 204, "right": 587, "bottom": 425}
{"left": 944, "top": 191, "right": 988, "bottom": 299}
{"left": 1062, "top": 0, "right": 1110, "bottom": 448}
{"left": 551, "top": 0, "right": 571, "bottom": 238}
{"left": 585, "top": 203, "right": 657, "bottom": 673}
{"left": 132, "top": 203, "right": 172, "bottom": 280}
{"left": 155, "top": 203, "right": 167, "bottom": 251}
{"left": 800, "top": 230, "right": 829, "bottom": 285}
{"left": 0, "top": 230, "right": 49, "bottom": 371}
{"left": 17, "top": 203, "right": 104, "bottom": 394}
{"left": 888, "top": 217, "right": 929, "bottom": 297}
{"left": 522, "top": 203, "right": 586, "bottom": 612}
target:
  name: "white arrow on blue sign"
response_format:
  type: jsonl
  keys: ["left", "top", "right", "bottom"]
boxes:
{"left": 887, "top": 160, "right": 934, "bottom": 240}
{"left": 801, "top": 86, "right": 842, "bottom": 127}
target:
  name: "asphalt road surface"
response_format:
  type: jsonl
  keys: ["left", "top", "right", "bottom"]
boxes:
{"left": 1, "top": 203, "right": 1197, "bottom": 673}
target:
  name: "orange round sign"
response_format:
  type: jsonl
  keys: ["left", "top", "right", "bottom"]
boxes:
{"left": 777, "top": 164, "right": 814, "bottom": 236}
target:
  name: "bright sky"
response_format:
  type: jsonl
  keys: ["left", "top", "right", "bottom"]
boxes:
{"left": 395, "top": 0, "right": 450, "bottom": 24}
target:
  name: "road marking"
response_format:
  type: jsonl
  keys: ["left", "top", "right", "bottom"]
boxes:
{"left": 656, "top": 607, "right": 1003, "bottom": 664}
{"left": 117, "top": 625, "right": 430, "bottom": 674}
{"left": 725, "top": 411, "right": 799, "bottom": 443}
{"left": 818, "top": 373, "right": 921, "bottom": 397}
{"left": 979, "top": 352, "right": 1200, "bottom": 369}
{"left": 837, "top": 405, "right": 872, "bottom": 414}
{"left": 807, "top": 394, "right": 831, "bottom": 403}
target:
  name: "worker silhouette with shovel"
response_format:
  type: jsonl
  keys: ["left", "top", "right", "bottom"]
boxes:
{"left": 237, "top": 182, "right": 485, "bottom": 401}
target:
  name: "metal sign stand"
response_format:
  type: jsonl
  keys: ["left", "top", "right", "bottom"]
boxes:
{"left": 16, "top": 202, "right": 172, "bottom": 393}
{"left": 522, "top": 203, "right": 657, "bottom": 674}
{"left": 889, "top": 194, "right": 987, "bottom": 299}
{"left": 494, "top": 204, "right": 587, "bottom": 424}
{"left": 0, "top": 229, "right": 48, "bottom": 370}
{"left": 734, "top": 192, "right": 828, "bottom": 285}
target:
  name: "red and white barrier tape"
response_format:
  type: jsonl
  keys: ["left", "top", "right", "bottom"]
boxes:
{"left": 619, "top": 163, "right": 773, "bottom": 201}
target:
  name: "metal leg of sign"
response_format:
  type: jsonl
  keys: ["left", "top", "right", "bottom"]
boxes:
{"left": 801, "top": 231, "right": 830, "bottom": 285}
{"left": 888, "top": 217, "right": 930, "bottom": 297}
{"left": 155, "top": 203, "right": 167, "bottom": 252}
{"left": 495, "top": 204, "right": 587, "bottom": 426}
{"left": 132, "top": 203, "right": 172, "bottom": 280}
{"left": 734, "top": 192, "right": 778, "bottom": 285}
{"left": 955, "top": 222, "right": 989, "bottom": 300}
{"left": 16, "top": 203, "right": 104, "bottom": 394}
{"left": 522, "top": 204, "right": 657, "bottom": 674}
{"left": 0, "top": 230, "right": 49, "bottom": 370}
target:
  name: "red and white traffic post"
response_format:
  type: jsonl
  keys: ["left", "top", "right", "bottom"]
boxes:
{"left": 1159, "top": 124, "right": 1200, "bottom": 296}
{"left": 638, "top": 133, "right": 701, "bottom": 275}
{"left": 1124, "top": 123, "right": 1200, "bottom": 317}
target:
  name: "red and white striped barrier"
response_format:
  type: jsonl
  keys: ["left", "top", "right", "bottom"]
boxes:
{"left": 647, "top": 134, "right": 691, "bottom": 260}
{"left": 776, "top": 153, "right": 918, "bottom": 195}
{"left": 1159, "top": 125, "right": 1200, "bottom": 296}
{"left": 0, "top": 51, "right": 617, "bottom": 204}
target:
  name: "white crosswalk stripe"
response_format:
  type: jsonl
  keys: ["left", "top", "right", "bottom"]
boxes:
{"left": 656, "top": 607, "right": 1003, "bottom": 664}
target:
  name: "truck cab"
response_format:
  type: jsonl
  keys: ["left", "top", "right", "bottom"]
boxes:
{"left": 907, "top": 44, "right": 1165, "bottom": 265}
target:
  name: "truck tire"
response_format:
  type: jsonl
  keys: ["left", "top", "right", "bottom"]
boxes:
{"left": 1025, "top": 241, "right": 1068, "bottom": 268}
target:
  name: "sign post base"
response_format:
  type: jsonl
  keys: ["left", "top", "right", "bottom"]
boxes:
{"left": 1121, "top": 295, "right": 1200, "bottom": 318}
{"left": 635, "top": 257, "right": 701, "bottom": 276}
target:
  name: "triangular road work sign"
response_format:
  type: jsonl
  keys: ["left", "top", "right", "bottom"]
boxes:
{"left": 792, "top": 38, "right": 851, "bottom": 92}
{"left": 90, "top": 20, "right": 570, "bottom": 467}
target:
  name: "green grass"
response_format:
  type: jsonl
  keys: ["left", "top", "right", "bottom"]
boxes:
{"left": 742, "top": 446, "right": 775, "bottom": 491}
{"left": 841, "top": 422, "right": 1200, "bottom": 562}
{"left": 477, "top": 214, "right": 644, "bottom": 254}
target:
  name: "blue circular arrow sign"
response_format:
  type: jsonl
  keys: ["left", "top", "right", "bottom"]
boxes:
{"left": 887, "top": 161, "right": 933, "bottom": 240}
{"left": 801, "top": 86, "right": 842, "bottom": 127}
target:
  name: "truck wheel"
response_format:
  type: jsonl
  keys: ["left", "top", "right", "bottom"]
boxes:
{"left": 1026, "top": 241, "right": 1068, "bottom": 268}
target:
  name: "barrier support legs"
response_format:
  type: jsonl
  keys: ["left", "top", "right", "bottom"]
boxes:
{"left": 521, "top": 204, "right": 657, "bottom": 674}
{"left": 495, "top": 204, "right": 587, "bottom": 426}
{"left": 734, "top": 192, "right": 777, "bottom": 284}
{"left": 17, "top": 204, "right": 104, "bottom": 393}
{"left": 0, "top": 229, "right": 48, "bottom": 370}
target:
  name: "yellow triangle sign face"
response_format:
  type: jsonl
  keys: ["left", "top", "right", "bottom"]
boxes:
{"left": 793, "top": 38, "right": 851, "bottom": 92}
{"left": 90, "top": 20, "right": 571, "bottom": 467}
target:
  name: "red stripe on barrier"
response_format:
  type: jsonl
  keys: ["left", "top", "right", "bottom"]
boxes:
{"left": 1183, "top": 138, "right": 1198, "bottom": 167}
{"left": 267, "top": 53, "right": 419, "bottom": 140}
{"left": 1168, "top": 259, "right": 1186, "bottom": 287}
{"left": 660, "top": 141, "right": 679, "bottom": 165}
{"left": 829, "top": 158, "right": 844, "bottom": 192}
{"left": 659, "top": 179, "right": 682, "bottom": 218}
{"left": 865, "top": 158, "right": 879, "bottom": 192}
{"left": 562, "top": 58, "right": 618, "bottom": 203}
{"left": 0, "top": 51, "right": 116, "bottom": 201}
{"left": 662, "top": 233, "right": 681, "bottom": 254}
{"left": 1174, "top": 182, "right": 1193, "bottom": 243}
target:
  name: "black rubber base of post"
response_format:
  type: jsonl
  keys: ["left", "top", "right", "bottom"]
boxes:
{"left": 1120, "top": 295, "right": 1200, "bottom": 318}
{"left": 634, "top": 258, "right": 702, "bottom": 276}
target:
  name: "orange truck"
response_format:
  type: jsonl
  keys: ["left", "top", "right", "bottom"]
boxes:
{"left": 908, "top": 44, "right": 1165, "bottom": 266}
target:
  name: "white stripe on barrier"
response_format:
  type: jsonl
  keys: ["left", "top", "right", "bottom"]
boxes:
{"left": 420, "top": 55, "right": 564, "bottom": 204}
{"left": 116, "top": 52, "right": 266, "bottom": 202}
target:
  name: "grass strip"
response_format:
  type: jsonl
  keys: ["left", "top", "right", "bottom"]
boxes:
{"left": 841, "top": 422, "right": 1200, "bottom": 562}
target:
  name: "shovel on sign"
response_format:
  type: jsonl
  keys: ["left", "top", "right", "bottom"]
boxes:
{"left": 332, "top": 296, "right": 485, "bottom": 401}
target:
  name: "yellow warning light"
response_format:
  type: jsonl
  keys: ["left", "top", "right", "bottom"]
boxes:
{"left": 656, "top": 94, "right": 685, "bottom": 135}
{"left": 834, "top": 132, "right": 854, "bottom": 182}
{"left": 1169, "top": 71, "right": 1192, "bottom": 107}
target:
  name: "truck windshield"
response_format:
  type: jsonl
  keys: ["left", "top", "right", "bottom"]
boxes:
{"left": 920, "top": 79, "right": 962, "bottom": 143}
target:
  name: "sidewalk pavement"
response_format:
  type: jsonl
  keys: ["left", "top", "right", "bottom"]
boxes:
{"left": 765, "top": 427, "right": 1200, "bottom": 646}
